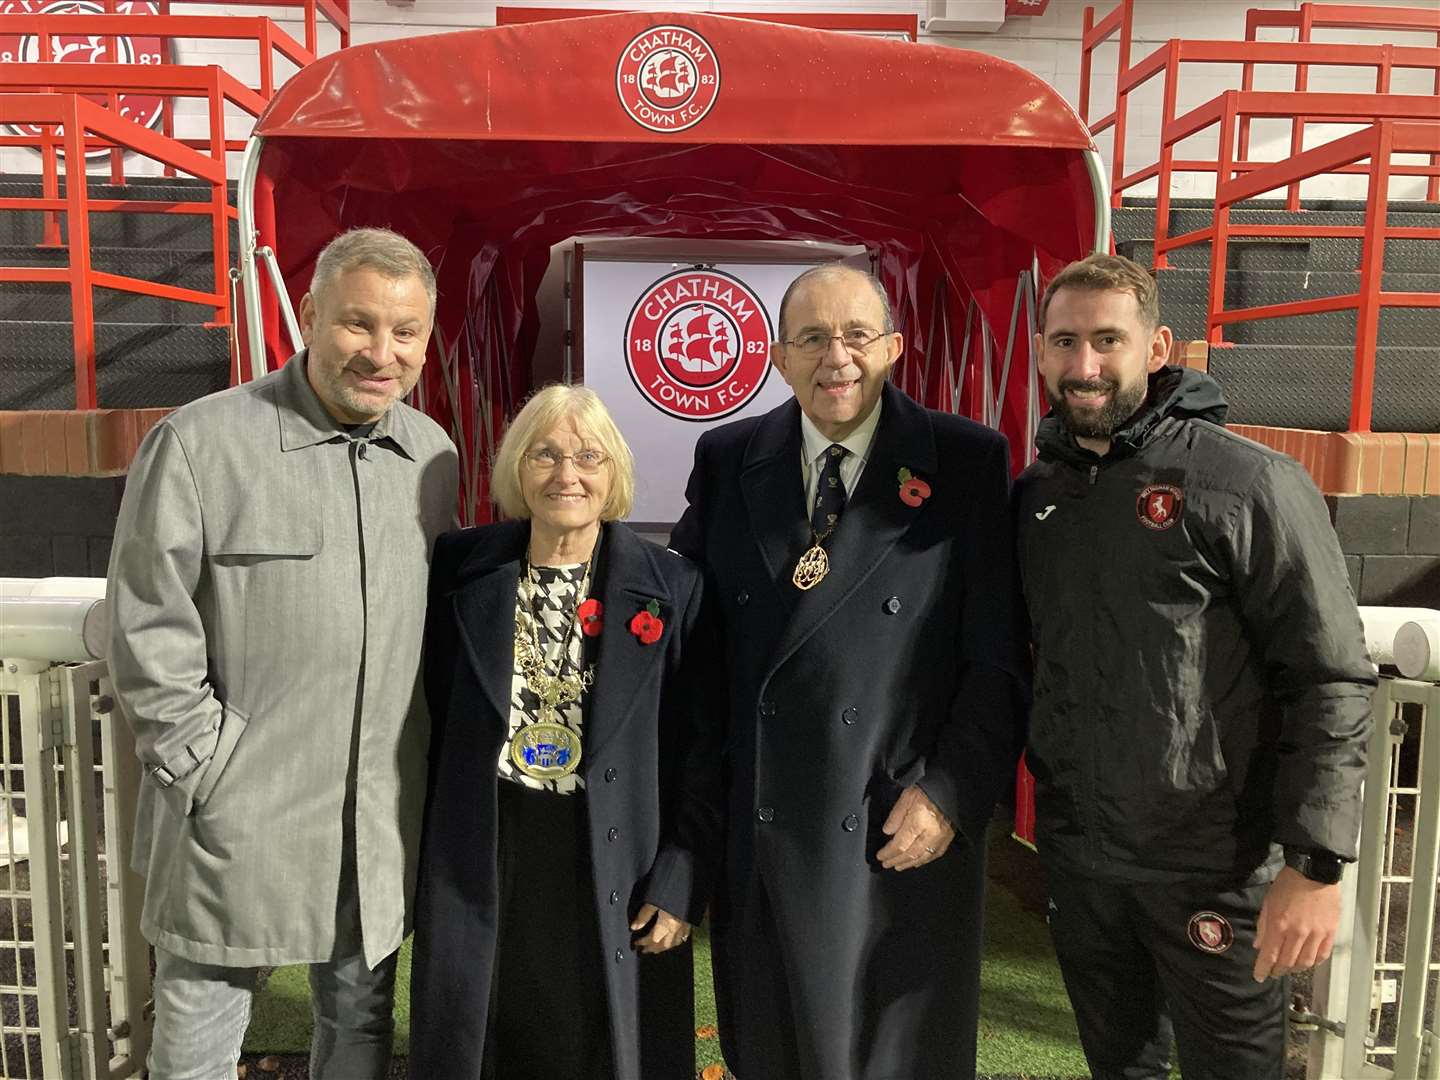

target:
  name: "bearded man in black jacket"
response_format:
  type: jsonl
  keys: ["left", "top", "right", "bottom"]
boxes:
{"left": 1015, "top": 253, "right": 1376, "bottom": 1080}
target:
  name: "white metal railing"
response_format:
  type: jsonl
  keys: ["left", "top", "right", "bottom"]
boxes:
{"left": 0, "top": 579, "right": 148, "bottom": 1080}
{"left": 1307, "top": 607, "right": 1440, "bottom": 1080}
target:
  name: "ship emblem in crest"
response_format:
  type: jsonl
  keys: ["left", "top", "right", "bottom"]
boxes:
{"left": 625, "top": 268, "right": 772, "bottom": 421}
{"left": 616, "top": 25, "right": 720, "bottom": 133}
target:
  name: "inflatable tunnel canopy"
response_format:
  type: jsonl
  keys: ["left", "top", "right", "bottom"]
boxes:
{"left": 246, "top": 11, "right": 1104, "bottom": 514}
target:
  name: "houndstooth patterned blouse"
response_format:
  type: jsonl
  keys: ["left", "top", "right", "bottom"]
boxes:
{"left": 498, "top": 563, "right": 595, "bottom": 794}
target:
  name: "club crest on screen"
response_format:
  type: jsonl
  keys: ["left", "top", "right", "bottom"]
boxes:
{"left": 624, "top": 268, "right": 773, "bottom": 421}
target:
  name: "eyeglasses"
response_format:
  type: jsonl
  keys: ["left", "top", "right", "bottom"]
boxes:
{"left": 523, "top": 448, "right": 608, "bottom": 474}
{"left": 781, "top": 328, "right": 890, "bottom": 358}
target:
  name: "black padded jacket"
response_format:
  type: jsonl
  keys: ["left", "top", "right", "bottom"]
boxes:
{"left": 1015, "top": 366, "right": 1375, "bottom": 884}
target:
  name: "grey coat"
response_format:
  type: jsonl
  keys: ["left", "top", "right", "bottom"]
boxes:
{"left": 107, "top": 352, "right": 458, "bottom": 968}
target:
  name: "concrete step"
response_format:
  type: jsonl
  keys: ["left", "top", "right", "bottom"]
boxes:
{"left": 1116, "top": 235, "right": 1437, "bottom": 274}
{"left": 1113, "top": 203, "right": 1439, "bottom": 243}
{"left": 0, "top": 281, "right": 216, "bottom": 322}
{"left": 0, "top": 208, "right": 238, "bottom": 249}
{"left": 1211, "top": 344, "right": 1440, "bottom": 433}
{"left": 0, "top": 321, "right": 229, "bottom": 410}
{"left": 0, "top": 177, "right": 238, "bottom": 247}
{"left": 1156, "top": 268, "right": 1440, "bottom": 345}
{"left": 0, "top": 243, "right": 222, "bottom": 292}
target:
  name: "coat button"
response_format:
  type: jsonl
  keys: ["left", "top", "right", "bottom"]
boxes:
{"left": 884, "top": 596, "right": 902, "bottom": 615}
{"left": 737, "top": 590, "right": 750, "bottom": 606}
{"left": 607, "top": 827, "right": 619, "bottom": 842}
{"left": 614, "top": 949, "right": 625, "bottom": 963}
{"left": 756, "top": 806, "right": 775, "bottom": 823}
{"left": 841, "top": 706, "right": 858, "bottom": 725}
{"left": 604, "top": 767, "right": 618, "bottom": 783}
{"left": 609, "top": 890, "right": 620, "bottom": 905}
{"left": 842, "top": 813, "right": 860, "bottom": 832}
{"left": 759, "top": 701, "right": 777, "bottom": 719}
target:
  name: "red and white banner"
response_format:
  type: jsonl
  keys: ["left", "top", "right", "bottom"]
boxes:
{"left": 1005, "top": 0, "right": 1050, "bottom": 15}
{"left": 0, "top": 0, "right": 168, "bottom": 154}
{"left": 583, "top": 259, "right": 822, "bottom": 524}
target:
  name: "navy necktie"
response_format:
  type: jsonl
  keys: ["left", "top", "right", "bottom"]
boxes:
{"left": 810, "top": 444, "right": 848, "bottom": 536}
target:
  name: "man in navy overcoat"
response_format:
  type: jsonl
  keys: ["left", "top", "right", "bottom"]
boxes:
{"left": 670, "top": 264, "right": 1031, "bottom": 1080}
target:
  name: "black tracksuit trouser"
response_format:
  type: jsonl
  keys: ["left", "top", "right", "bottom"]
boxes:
{"left": 1043, "top": 864, "right": 1288, "bottom": 1080}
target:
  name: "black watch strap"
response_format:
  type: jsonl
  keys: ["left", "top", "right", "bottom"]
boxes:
{"left": 1284, "top": 848, "right": 1345, "bottom": 885}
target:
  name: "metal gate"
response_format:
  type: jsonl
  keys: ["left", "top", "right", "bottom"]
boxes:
{"left": 0, "top": 659, "right": 148, "bottom": 1079}
{"left": 1309, "top": 675, "right": 1440, "bottom": 1080}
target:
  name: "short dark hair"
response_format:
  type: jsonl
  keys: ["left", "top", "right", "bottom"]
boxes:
{"left": 777, "top": 264, "right": 895, "bottom": 342}
{"left": 1038, "top": 253, "right": 1159, "bottom": 331}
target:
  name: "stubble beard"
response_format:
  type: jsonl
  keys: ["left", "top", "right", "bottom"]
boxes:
{"left": 1046, "top": 376, "right": 1149, "bottom": 439}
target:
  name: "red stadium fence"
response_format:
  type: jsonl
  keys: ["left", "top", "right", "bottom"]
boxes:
{"left": 1243, "top": 3, "right": 1440, "bottom": 206}
{"left": 1079, "top": 0, "right": 1440, "bottom": 434}
{"left": 0, "top": 11, "right": 321, "bottom": 186}
{"left": 0, "top": 3, "right": 342, "bottom": 407}
{"left": 0, "top": 90, "right": 233, "bottom": 408}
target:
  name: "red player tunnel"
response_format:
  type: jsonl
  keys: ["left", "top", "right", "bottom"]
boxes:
{"left": 236, "top": 9, "right": 1107, "bottom": 514}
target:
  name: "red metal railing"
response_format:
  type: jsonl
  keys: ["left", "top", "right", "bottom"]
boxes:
{"left": 1080, "top": 0, "right": 1440, "bottom": 215}
{"left": 169, "top": 0, "right": 350, "bottom": 54}
{"left": 1199, "top": 121, "right": 1440, "bottom": 432}
{"left": 1155, "top": 89, "right": 1440, "bottom": 267}
{"left": 0, "top": 13, "right": 315, "bottom": 188}
{"left": 0, "top": 91, "right": 231, "bottom": 408}
{"left": 1244, "top": 3, "right": 1440, "bottom": 205}
{"left": 1106, "top": 40, "right": 1440, "bottom": 266}
{"left": 1, "top": 62, "right": 263, "bottom": 308}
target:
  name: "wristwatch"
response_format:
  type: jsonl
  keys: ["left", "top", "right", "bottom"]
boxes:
{"left": 1284, "top": 847, "right": 1345, "bottom": 885}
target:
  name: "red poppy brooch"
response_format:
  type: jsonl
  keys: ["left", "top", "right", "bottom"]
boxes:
{"left": 628, "top": 599, "right": 665, "bottom": 645}
{"left": 577, "top": 598, "right": 604, "bottom": 637}
{"left": 897, "top": 467, "right": 932, "bottom": 507}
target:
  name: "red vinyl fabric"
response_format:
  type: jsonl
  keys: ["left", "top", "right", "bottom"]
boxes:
{"left": 248, "top": 11, "right": 1101, "bottom": 484}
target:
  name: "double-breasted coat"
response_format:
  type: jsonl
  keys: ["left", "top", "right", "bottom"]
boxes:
{"left": 669, "top": 382, "right": 1031, "bottom": 1080}
{"left": 409, "top": 519, "right": 721, "bottom": 1080}
{"left": 106, "top": 352, "right": 458, "bottom": 968}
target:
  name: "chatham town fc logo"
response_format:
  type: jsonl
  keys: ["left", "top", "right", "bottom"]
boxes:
{"left": 1187, "top": 911, "right": 1234, "bottom": 954}
{"left": 0, "top": 1, "right": 168, "bottom": 155}
{"left": 625, "top": 268, "right": 772, "bottom": 422}
{"left": 1136, "top": 483, "right": 1184, "bottom": 531}
{"left": 615, "top": 25, "right": 721, "bottom": 133}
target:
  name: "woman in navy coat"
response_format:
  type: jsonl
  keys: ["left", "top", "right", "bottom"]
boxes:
{"left": 409, "top": 385, "right": 721, "bottom": 1080}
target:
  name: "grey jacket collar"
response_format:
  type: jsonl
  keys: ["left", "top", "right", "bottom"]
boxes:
{"left": 275, "top": 350, "right": 417, "bottom": 457}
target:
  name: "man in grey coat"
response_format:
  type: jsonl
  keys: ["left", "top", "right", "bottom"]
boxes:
{"left": 107, "top": 228, "right": 458, "bottom": 1080}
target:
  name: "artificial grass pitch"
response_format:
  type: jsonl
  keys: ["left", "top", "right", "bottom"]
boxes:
{"left": 244, "top": 851, "right": 1093, "bottom": 1077}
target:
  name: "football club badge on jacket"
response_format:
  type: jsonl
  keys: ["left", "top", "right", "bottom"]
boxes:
{"left": 625, "top": 268, "right": 772, "bottom": 421}
{"left": 615, "top": 25, "right": 721, "bottom": 133}
{"left": 1186, "top": 910, "right": 1234, "bottom": 954}
{"left": 1136, "top": 483, "right": 1184, "bottom": 531}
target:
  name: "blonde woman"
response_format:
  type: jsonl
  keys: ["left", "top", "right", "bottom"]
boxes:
{"left": 409, "top": 385, "right": 720, "bottom": 1080}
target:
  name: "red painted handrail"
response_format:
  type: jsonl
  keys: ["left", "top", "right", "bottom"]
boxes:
{"left": 1244, "top": 2, "right": 1440, "bottom": 205}
{"left": 0, "top": 92, "right": 230, "bottom": 409}
{"left": 155, "top": 0, "right": 349, "bottom": 54}
{"left": 1199, "top": 122, "right": 1440, "bottom": 432}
